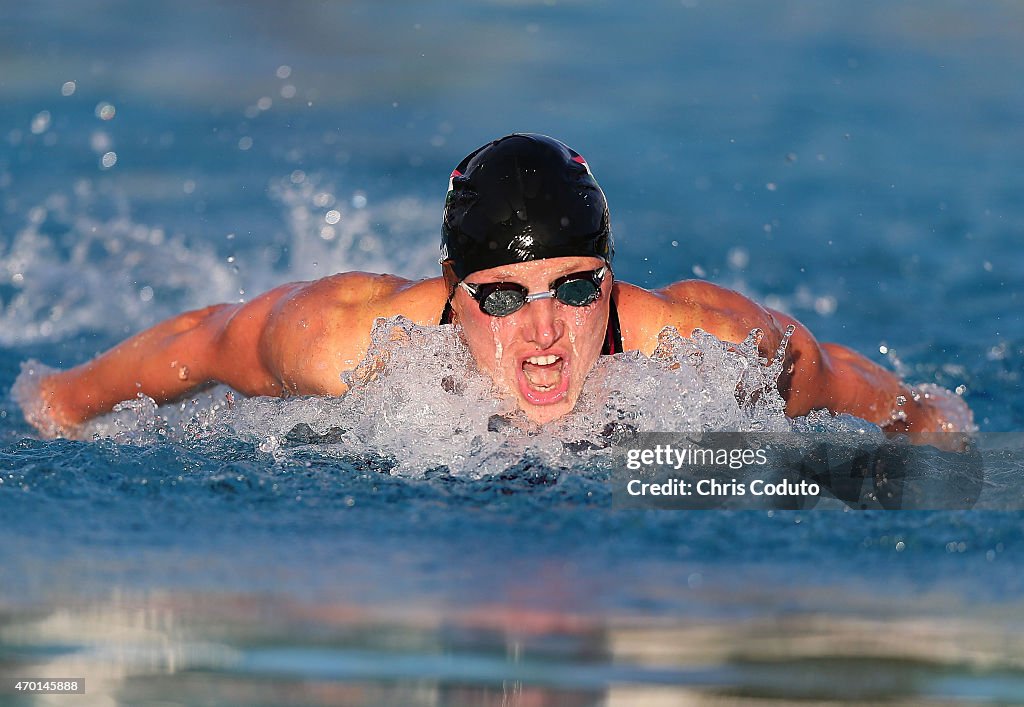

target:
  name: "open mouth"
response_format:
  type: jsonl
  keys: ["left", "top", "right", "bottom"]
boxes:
{"left": 518, "top": 353, "right": 570, "bottom": 405}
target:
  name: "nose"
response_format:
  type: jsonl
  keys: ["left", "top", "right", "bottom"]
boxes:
{"left": 521, "top": 297, "right": 564, "bottom": 348}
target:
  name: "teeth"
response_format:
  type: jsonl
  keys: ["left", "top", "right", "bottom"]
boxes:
{"left": 525, "top": 355, "right": 560, "bottom": 366}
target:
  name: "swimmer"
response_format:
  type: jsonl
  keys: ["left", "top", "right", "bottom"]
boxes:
{"left": 22, "top": 134, "right": 967, "bottom": 444}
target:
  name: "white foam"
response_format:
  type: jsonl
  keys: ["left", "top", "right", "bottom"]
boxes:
{"left": 13, "top": 313, "right": 980, "bottom": 480}
{"left": 13, "top": 317, "right": 800, "bottom": 473}
{"left": 10, "top": 360, "right": 65, "bottom": 439}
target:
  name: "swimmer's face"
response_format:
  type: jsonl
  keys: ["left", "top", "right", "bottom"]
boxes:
{"left": 451, "top": 256, "right": 611, "bottom": 424}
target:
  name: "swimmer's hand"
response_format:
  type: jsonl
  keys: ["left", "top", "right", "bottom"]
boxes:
{"left": 12, "top": 362, "right": 76, "bottom": 439}
{"left": 881, "top": 384, "right": 975, "bottom": 452}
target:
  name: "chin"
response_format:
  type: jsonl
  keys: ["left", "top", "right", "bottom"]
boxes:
{"left": 517, "top": 395, "right": 579, "bottom": 425}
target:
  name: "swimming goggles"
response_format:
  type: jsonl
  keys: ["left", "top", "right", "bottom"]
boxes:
{"left": 458, "top": 266, "right": 608, "bottom": 317}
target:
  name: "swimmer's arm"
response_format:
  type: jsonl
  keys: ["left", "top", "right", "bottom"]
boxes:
{"left": 651, "top": 282, "right": 962, "bottom": 442}
{"left": 767, "top": 308, "right": 963, "bottom": 443}
{"left": 29, "top": 272, "right": 408, "bottom": 436}
{"left": 32, "top": 284, "right": 300, "bottom": 435}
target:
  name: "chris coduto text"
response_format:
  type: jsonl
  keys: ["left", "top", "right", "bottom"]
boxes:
{"left": 623, "top": 443, "right": 821, "bottom": 498}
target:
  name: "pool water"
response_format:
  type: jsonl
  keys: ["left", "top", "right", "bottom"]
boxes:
{"left": 2, "top": 1, "right": 1024, "bottom": 704}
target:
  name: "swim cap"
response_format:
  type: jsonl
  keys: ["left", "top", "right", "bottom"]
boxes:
{"left": 440, "top": 134, "right": 613, "bottom": 288}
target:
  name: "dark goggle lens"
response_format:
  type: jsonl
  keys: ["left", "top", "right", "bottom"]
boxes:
{"left": 481, "top": 287, "right": 527, "bottom": 316}
{"left": 554, "top": 277, "right": 600, "bottom": 306}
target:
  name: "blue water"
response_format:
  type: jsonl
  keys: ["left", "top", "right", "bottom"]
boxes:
{"left": 2, "top": 1, "right": 1024, "bottom": 704}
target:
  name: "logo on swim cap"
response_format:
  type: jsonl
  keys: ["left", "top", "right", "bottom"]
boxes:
{"left": 439, "top": 134, "right": 613, "bottom": 284}
{"left": 571, "top": 154, "right": 593, "bottom": 176}
{"left": 445, "top": 169, "right": 461, "bottom": 203}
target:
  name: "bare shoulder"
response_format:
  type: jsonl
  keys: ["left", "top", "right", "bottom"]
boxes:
{"left": 259, "top": 273, "right": 448, "bottom": 395}
{"left": 269, "top": 272, "right": 442, "bottom": 315}
{"left": 614, "top": 279, "right": 782, "bottom": 354}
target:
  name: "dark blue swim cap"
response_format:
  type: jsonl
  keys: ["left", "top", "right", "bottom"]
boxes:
{"left": 440, "top": 134, "right": 613, "bottom": 287}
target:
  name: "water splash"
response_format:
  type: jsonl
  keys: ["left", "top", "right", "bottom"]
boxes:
{"left": 13, "top": 317, "right": 811, "bottom": 477}
{"left": 10, "top": 360, "right": 65, "bottom": 439}
{"left": 268, "top": 175, "right": 438, "bottom": 282}
{"left": 0, "top": 176, "right": 438, "bottom": 345}
{"left": 0, "top": 191, "right": 238, "bottom": 344}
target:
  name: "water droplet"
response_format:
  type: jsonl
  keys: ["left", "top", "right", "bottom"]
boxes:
{"left": 95, "top": 102, "right": 116, "bottom": 120}
{"left": 61, "top": 80, "right": 76, "bottom": 96}
{"left": 90, "top": 131, "right": 112, "bottom": 152}
{"left": 30, "top": 111, "right": 51, "bottom": 135}
{"left": 727, "top": 247, "right": 749, "bottom": 270}
{"left": 879, "top": 344, "right": 888, "bottom": 354}
{"left": 813, "top": 296, "right": 837, "bottom": 316}
{"left": 276, "top": 65, "right": 292, "bottom": 79}
{"left": 100, "top": 151, "right": 117, "bottom": 169}
{"left": 895, "top": 395, "right": 907, "bottom": 406}
{"left": 238, "top": 136, "right": 253, "bottom": 150}
{"left": 139, "top": 286, "right": 154, "bottom": 302}
{"left": 257, "top": 96, "right": 273, "bottom": 111}
{"left": 280, "top": 84, "right": 297, "bottom": 99}
{"left": 325, "top": 209, "right": 341, "bottom": 225}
